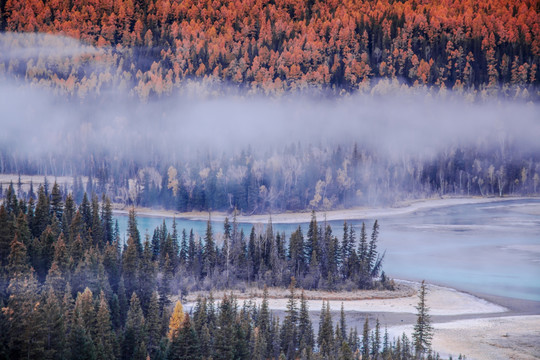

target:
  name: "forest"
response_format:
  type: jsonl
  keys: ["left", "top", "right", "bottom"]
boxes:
{"left": 0, "top": 187, "right": 450, "bottom": 359}
{"left": 0, "top": 0, "right": 538, "bottom": 98}
{"left": 1, "top": 139, "right": 539, "bottom": 214}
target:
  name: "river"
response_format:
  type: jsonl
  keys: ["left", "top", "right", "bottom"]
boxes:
{"left": 115, "top": 198, "right": 540, "bottom": 301}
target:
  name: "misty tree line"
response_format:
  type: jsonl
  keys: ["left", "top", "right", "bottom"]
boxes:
{"left": 1, "top": 141, "right": 539, "bottom": 214}
{"left": 0, "top": 185, "right": 456, "bottom": 359}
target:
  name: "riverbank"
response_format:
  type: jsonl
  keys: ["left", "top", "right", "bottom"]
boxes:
{"left": 113, "top": 196, "right": 536, "bottom": 224}
{"left": 182, "top": 280, "right": 539, "bottom": 359}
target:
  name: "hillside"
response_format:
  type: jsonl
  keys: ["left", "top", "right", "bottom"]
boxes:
{"left": 1, "top": 0, "right": 538, "bottom": 98}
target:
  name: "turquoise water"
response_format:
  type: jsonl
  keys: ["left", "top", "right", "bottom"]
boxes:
{"left": 115, "top": 199, "right": 540, "bottom": 301}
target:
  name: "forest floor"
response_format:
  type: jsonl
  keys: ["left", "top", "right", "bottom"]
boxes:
{"left": 182, "top": 281, "right": 540, "bottom": 360}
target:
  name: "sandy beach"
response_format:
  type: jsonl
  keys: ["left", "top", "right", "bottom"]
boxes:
{"left": 113, "top": 196, "right": 534, "bottom": 224}
{"left": 183, "top": 280, "right": 539, "bottom": 359}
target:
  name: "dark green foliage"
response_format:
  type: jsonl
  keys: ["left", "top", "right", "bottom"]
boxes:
{"left": 413, "top": 281, "right": 434, "bottom": 357}
{"left": 0, "top": 191, "right": 439, "bottom": 360}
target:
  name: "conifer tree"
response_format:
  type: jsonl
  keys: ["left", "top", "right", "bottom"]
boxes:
{"left": 214, "top": 294, "right": 236, "bottom": 360}
{"left": 362, "top": 317, "right": 370, "bottom": 359}
{"left": 412, "top": 281, "right": 433, "bottom": 357}
{"left": 257, "top": 286, "right": 271, "bottom": 356}
{"left": 101, "top": 195, "right": 114, "bottom": 244}
{"left": 146, "top": 292, "right": 162, "bottom": 357}
{"left": 317, "top": 301, "right": 333, "bottom": 358}
{"left": 80, "top": 193, "right": 92, "bottom": 231}
{"left": 138, "top": 239, "right": 156, "bottom": 312}
{"left": 127, "top": 208, "right": 142, "bottom": 253}
{"left": 203, "top": 219, "right": 216, "bottom": 277}
{"left": 0, "top": 205, "right": 15, "bottom": 269}
{"left": 367, "top": 220, "right": 380, "bottom": 274}
{"left": 5, "top": 238, "right": 44, "bottom": 359}
{"left": 298, "top": 290, "right": 314, "bottom": 356}
{"left": 33, "top": 186, "right": 50, "bottom": 237}
{"left": 169, "top": 314, "right": 201, "bottom": 360}
{"left": 95, "top": 291, "right": 115, "bottom": 360}
{"left": 371, "top": 318, "right": 380, "bottom": 359}
{"left": 50, "top": 182, "right": 63, "bottom": 224}
{"left": 280, "top": 278, "right": 298, "bottom": 359}
{"left": 122, "top": 236, "right": 139, "bottom": 299}
{"left": 339, "top": 302, "right": 347, "bottom": 341}
{"left": 168, "top": 300, "right": 185, "bottom": 341}
{"left": 306, "top": 211, "right": 319, "bottom": 264}
{"left": 158, "top": 254, "right": 173, "bottom": 313}
{"left": 123, "top": 293, "right": 147, "bottom": 360}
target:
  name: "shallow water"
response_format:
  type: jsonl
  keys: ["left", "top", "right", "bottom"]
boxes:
{"left": 115, "top": 199, "right": 540, "bottom": 301}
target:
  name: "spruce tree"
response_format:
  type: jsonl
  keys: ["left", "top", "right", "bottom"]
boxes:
{"left": 123, "top": 293, "right": 147, "bottom": 360}
{"left": 50, "top": 182, "right": 63, "bottom": 224}
{"left": 122, "top": 236, "right": 139, "bottom": 300}
{"left": 101, "top": 195, "right": 114, "bottom": 244}
{"left": 362, "top": 317, "right": 370, "bottom": 359}
{"left": 42, "top": 290, "right": 65, "bottom": 360}
{"left": 214, "top": 294, "right": 236, "bottom": 360}
{"left": 412, "top": 281, "right": 433, "bottom": 357}
{"left": 280, "top": 278, "right": 298, "bottom": 359}
{"left": 146, "top": 292, "right": 162, "bottom": 357}
{"left": 95, "top": 291, "right": 115, "bottom": 360}
{"left": 298, "top": 290, "right": 314, "bottom": 356}
{"left": 203, "top": 219, "right": 216, "bottom": 277}
{"left": 317, "top": 301, "right": 333, "bottom": 358}
{"left": 127, "top": 208, "right": 141, "bottom": 253}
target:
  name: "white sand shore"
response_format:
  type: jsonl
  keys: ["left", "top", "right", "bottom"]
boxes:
{"left": 388, "top": 315, "right": 540, "bottom": 360}
{"left": 114, "top": 196, "right": 534, "bottom": 224}
{"left": 185, "top": 281, "right": 506, "bottom": 317}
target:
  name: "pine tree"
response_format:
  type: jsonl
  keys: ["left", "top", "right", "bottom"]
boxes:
{"left": 288, "top": 227, "right": 305, "bottom": 279}
{"left": 146, "top": 292, "right": 162, "bottom": 357}
{"left": 95, "top": 291, "right": 115, "bottom": 360}
{"left": 214, "top": 294, "right": 236, "bottom": 360}
{"left": 412, "top": 281, "right": 433, "bottom": 357}
{"left": 74, "top": 288, "right": 97, "bottom": 340}
{"left": 33, "top": 185, "right": 50, "bottom": 238}
{"left": 317, "top": 301, "right": 333, "bottom": 358}
{"left": 138, "top": 239, "right": 156, "bottom": 312}
{"left": 101, "top": 195, "right": 114, "bottom": 244}
{"left": 339, "top": 302, "right": 347, "bottom": 341}
{"left": 280, "top": 278, "right": 298, "bottom": 359}
{"left": 0, "top": 298, "right": 9, "bottom": 360}
{"left": 203, "top": 219, "right": 216, "bottom": 277}
{"left": 5, "top": 238, "right": 44, "bottom": 359}
{"left": 0, "top": 205, "right": 15, "bottom": 269}
{"left": 257, "top": 286, "right": 271, "bottom": 356}
{"left": 298, "top": 290, "right": 314, "bottom": 356}
{"left": 371, "top": 318, "right": 380, "bottom": 359}
{"left": 367, "top": 220, "right": 380, "bottom": 274}
{"left": 127, "top": 208, "right": 142, "bottom": 253}
{"left": 179, "top": 229, "right": 188, "bottom": 266}
{"left": 158, "top": 254, "right": 173, "bottom": 313}
{"left": 223, "top": 217, "right": 231, "bottom": 285}
{"left": 362, "top": 317, "right": 370, "bottom": 359}
{"left": 50, "top": 182, "right": 63, "bottom": 224}
{"left": 80, "top": 193, "right": 92, "bottom": 231}
{"left": 122, "top": 236, "right": 139, "bottom": 299}
{"left": 123, "top": 293, "right": 147, "bottom": 360}
{"left": 306, "top": 211, "right": 319, "bottom": 264}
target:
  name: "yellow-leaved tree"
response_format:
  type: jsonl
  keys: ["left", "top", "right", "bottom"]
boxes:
{"left": 168, "top": 300, "right": 185, "bottom": 341}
